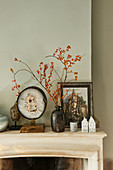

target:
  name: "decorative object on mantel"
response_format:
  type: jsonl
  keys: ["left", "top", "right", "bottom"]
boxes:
{"left": 10, "top": 45, "right": 83, "bottom": 132}
{"left": 70, "top": 121, "right": 77, "bottom": 132}
{"left": 51, "top": 106, "right": 65, "bottom": 132}
{"left": 0, "top": 115, "right": 9, "bottom": 132}
{"left": 17, "top": 86, "right": 47, "bottom": 133}
{"left": 89, "top": 116, "right": 96, "bottom": 132}
{"left": 46, "top": 46, "right": 83, "bottom": 132}
{"left": 9, "top": 101, "right": 21, "bottom": 130}
{"left": 81, "top": 117, "right": 88, "bottom": 132}
{"left": 60, "top": 82, "right": 94, "bottom": 128}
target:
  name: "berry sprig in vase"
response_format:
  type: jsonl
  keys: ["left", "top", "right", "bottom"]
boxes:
{"left": 10, "top": 45, "right": 83, "bottom": 132}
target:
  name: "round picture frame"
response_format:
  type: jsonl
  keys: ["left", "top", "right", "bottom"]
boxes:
{"left": 17, "top": 86, "right": 47, "bottom": 120}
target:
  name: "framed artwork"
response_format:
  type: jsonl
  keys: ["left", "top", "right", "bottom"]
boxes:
{"left": 60, "top": 82, "right": 94, "bottom": 127}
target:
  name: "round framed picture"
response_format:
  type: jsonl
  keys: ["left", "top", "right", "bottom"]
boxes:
{"left": 17, "top": 86, "right": 47, "bottom": 120}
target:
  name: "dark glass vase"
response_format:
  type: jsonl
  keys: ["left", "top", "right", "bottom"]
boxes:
{"left": 51, "top": 106, "right": 65, "bottom": 132}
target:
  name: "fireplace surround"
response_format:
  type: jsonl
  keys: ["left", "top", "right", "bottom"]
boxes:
{"left": 0, "top": 128, "right": 107, "bottom": 170}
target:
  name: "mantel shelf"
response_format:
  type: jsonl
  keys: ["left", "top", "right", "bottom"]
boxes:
{"left": 0, "top": 127, "right": 107, "bottom": 138}
{"left": 0, "top": 127, "right": 107, "bottom": 170}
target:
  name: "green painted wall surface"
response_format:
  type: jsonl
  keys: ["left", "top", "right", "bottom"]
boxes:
{"left": 93, "top": 0, "right": 113, "bottom": 166}
{"left": 0, "top": 0, "right": 91, "bottom": 126}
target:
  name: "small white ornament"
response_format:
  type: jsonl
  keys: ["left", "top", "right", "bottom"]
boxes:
{"left": 70, "top": 122, "right": 77, "bottom": 132}
{"left": 89, "top": 116, "right": 96, "bottom": 132}
{"left": 81, "top": 117, "right": 88, "bottom": 132}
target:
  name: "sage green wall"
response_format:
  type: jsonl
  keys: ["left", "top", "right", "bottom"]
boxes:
{"left": 93, "top": 0, "right": 113, "bottom": 165}
{"left": 0, "top": 0, "right": 91, "bottom": 126}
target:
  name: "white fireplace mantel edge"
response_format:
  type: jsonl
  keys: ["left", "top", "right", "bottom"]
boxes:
{"left": 0, "top": 128, "right": 107, "bottom": 170}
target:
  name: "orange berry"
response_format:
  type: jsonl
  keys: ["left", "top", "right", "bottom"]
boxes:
{"left": 12, "top": 80, "right": 16, "bottom": 82}
{"left": 36, "top": 70, "right": 40, "bottom": 74}
{"left": 39, "top": 67, "right": 42, "bottom": 70}
{"left": 51, "top": 62, "right": 54, "bottom": 65}
{"left": 75, "top": 76, "right": 77, "bottom": 81}
{"left": 63, "top": 67, "right": 67, "bottom": 70}
{"left": 74, "top": 72, "right": 78, "bottom": 75}
{"left": 68, "top": 65, "right": 72, "bottom": 67}
{"left": 10, "top": 68, "right": 14, "bottom": 73}
{"left": 67, "top": 45, "right": 71, "bottom": 49}
{"left": 62, "top": 95, "right": 65, "bottom": 99}
{"left": 14, "top": 58, "right": 18, "bottom": 61}
{"left": 67, "top": 54, "right": 72, "bottom": 59}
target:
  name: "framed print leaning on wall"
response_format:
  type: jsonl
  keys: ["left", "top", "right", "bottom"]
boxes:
{"left": 60, "top": 82, "right": 94, "bottom": 127}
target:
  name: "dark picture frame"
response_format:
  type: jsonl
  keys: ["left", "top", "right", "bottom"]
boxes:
{"left": 60, "top": 82, "right": 94, "bottom": 127}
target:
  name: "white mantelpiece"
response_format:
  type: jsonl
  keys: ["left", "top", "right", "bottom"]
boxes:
{"left": 0, "top": 128, "right": 107, "bottom": 170}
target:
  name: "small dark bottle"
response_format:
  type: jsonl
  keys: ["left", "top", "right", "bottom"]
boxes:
{"left": 51, "top": 106, "right": 65, "bottom": 132}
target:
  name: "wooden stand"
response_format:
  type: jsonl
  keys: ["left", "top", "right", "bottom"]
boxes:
{"left": 20, "top": 120, "right": 45, "bottom": 133}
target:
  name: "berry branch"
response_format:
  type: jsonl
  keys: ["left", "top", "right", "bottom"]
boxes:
{"left": 10, "top": 45, "right": 83, "bottom": 106}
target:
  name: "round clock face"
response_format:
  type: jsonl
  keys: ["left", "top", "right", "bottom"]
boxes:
{"left": 17, "top": 86, "right": 47, "bottom": 120}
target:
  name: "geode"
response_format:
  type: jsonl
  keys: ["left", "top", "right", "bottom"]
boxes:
{"left": 0, "top": 115, "right": 9, "bottom": 132}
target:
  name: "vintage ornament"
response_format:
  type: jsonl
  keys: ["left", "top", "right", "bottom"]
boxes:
{"left": 17, "top": 86, "right": 47, "bottom": 133}
{"left": 10, "top": 101, "right": 20, "bottom": 121}
{"left": 89, "top": 116, "right": 96, "bottom": 132}
{"left": 9, "top": 101, "right": 21, "bottom": 130}
{"left": 81, "top": 117, "right": 88, "bottom": 132}
{"left": 70, "top": 121, "right": 77, "bottom": 132}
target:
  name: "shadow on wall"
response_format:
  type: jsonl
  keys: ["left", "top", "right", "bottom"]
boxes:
{"left": 0, "top": 86, "right": 15, "bottom": 118}
{"left": 104, "top": 159, "right": 113, "bottom": 170}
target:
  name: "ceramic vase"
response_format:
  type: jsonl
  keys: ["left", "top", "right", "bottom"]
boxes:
{"left": 51, "top": 106, "right": 65, "bottom": 132}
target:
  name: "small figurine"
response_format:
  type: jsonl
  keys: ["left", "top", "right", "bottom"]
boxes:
{"left": 81, "top": 117, "right": 88, "bottom": 132}
{"left": 25, "top": 94, "right": 37, "bottom": 112}
{"left": 10, "top": 101, "right": 20, "bottom": 121}
{"left": 89, "top": 116, "right": 96, "bottom": 132}
{"left": 10, "top": 101, "right": 21, "bottom": 130}
{"left": 68, "top": 90, "right": 83, "bottom": 127}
